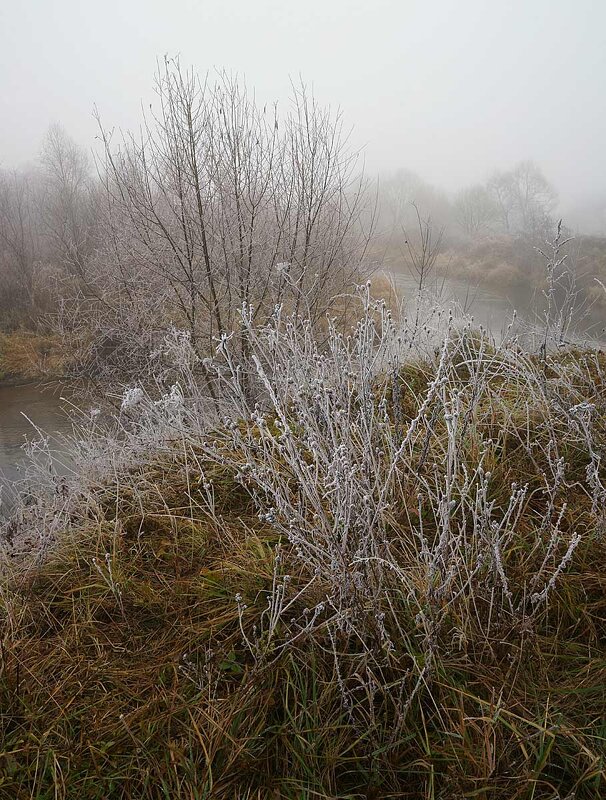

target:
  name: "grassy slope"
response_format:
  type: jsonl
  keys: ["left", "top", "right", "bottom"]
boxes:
{"left": 1, "top": 349, "right": 606, "bottom": 799}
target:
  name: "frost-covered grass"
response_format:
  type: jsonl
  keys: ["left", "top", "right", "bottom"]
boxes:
{"left": 1, "top": 289, "right": 606, "bottom": 798}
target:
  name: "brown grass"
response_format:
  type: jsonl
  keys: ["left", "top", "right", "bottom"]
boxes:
{"left": 1, "top": 349, "right": 605, "bottom": 798}
{"left": 0, "top": 331, "right": 74, "bottom": 383}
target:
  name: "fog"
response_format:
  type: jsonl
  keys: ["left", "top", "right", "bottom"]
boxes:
{"left": 1, "top": 0, "right": 605, "bottom": 224}
{"left": 3, "top": 5, "right": 606, "bottom": 792}
{"left": 1, "top": 0, "right": 606, "bottom": 358}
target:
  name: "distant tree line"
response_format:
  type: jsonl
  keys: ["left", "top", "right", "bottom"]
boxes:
{"left": 0, "top": 123, "right": 99, "bottom": 322}
{"left": 454, "top": 162, "right": 558, "bottom": 240}
{"left": 1, "top": 59, "right": 601, "bottom": 372}
{"left": 376, "top": 160, "right": 559, "bottom": 243}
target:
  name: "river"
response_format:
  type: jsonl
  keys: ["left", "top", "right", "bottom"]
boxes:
{"left": 0, "top": 383, "right": 74, "bottom": 506}
{"left": 0, "top": 276, "right": 603, "bottom": 500}
{"left": 389, "top": 271, "right": 606, "bottom": 344}
{"left": 389, "top": 272, "right": 528, "bottom": 336}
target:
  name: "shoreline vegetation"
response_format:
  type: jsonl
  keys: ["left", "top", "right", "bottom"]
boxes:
{"left": 0, "top": 330, "right": 75, "bottom": 386}
{"left": 1, "top": 289, "right": 605, "bottom": 798}
{"left": 1, "top": 257, "right": 603, "bottom": 389}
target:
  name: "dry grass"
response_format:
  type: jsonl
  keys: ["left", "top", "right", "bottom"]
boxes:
{"left": 0, "top": 330, "right": 74, "bottom": 383}
{"left": 1, "top": 316, "right": 606, "bottom": 798}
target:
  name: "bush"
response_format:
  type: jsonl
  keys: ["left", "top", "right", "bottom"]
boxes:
{"left": 1, "top": 290, "right": 605, "bottom": 798}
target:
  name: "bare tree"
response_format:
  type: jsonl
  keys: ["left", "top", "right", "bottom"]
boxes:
{"left": 488, "top": 161, "right": 557, "bottom": 240}
{"left": 511, "top": 160, "right": 557, "bottom": 240}
{"left": 0, "top": 169, "right": 39, "bottom": 313}
{"left": 402, "top": 203, "right": 444, "bottom": 292}
{"left": 91, "top": 58, "right": 371, "bottom": 365}
{"left": 453, "top": 184, "right": 497, "bottom": 237}
{"left": 379, "top": 168, "right": 451, "bottom": 235}
{"left": 40, "top": 124, "right": 96, "bottom": 281}
{"left": 487, "top": 170, "right": 517, "bottom": 234}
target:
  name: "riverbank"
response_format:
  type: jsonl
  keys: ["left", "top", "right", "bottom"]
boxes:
{"left": 1, "top": 309, "right": 605, "bottom": 798}
{"left": 0, "top": 330, "right": 75, "bottom": 386}
{"left": 378, "top": 232, "right": 606, "bottom": 331}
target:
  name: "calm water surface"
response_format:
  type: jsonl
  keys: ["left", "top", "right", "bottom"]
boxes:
{"left": 0, "top": 383, "right": 74, "bottom": 492}
{"left": 391, "top": 272, "right": 605, "bottom": 343}
{"left": 392, "top": 272, "right": 532, "bottom": 335}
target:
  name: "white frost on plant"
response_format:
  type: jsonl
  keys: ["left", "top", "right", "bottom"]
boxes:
{"left": 154, "top": 383, "right": 184, "bottom": 421}
{"left": 121, "top": 386, "right": 145, "bottom": 411}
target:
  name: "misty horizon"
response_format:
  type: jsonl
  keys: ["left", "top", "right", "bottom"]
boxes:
{"left": 1, "top": 0, "right": 605, "bottom": 232}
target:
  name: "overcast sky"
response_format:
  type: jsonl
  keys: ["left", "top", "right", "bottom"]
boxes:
{"left": 1, "top": 0, "right": 605, "bottom": 206}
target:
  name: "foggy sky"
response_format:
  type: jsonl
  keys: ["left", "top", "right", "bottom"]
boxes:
{"left": 1, "top": 0, "right": 605, "bottom": 208}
